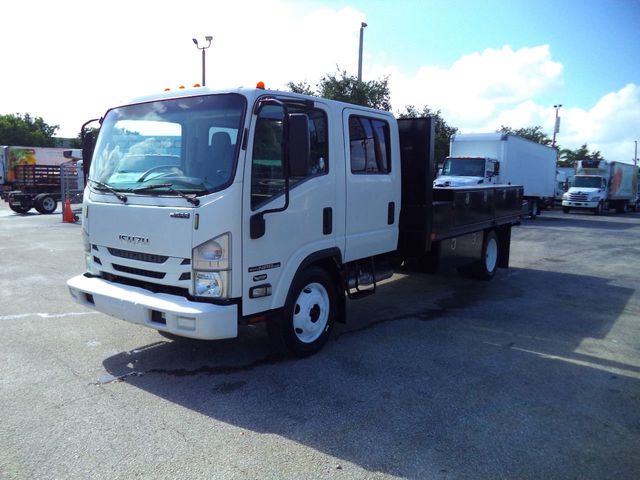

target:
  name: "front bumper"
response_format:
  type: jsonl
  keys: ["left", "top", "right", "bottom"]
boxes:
{"left": 67, "top": 274, "right": 238, "bottom": 340}
{"left": 562, "top": 200, "right": 598, "bottom": 209}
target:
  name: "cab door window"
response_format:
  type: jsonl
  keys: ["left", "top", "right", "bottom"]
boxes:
{"left": 251, "top": 104, "right": 328, "bottom": 209}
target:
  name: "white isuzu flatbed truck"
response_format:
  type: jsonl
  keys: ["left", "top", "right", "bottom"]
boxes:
{"left": 68, "top": 86, "right": 523, "bottom": 356}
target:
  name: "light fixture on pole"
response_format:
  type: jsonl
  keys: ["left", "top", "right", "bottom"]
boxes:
{"left": 552, "top": 104, "right": 563, "bottom": 149}
{"left": 192, "top": 36, "right": 213, "bottom": 86}
{"left": 358, "top": 22, "right": 367, "bottom": 82}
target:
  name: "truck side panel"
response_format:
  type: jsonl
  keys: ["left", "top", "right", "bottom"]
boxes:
{"left": 609, "top": 162, "right": 637, "bottom": 199}
{"left": 501, "top": 136, "right": 555, "bottom": 198}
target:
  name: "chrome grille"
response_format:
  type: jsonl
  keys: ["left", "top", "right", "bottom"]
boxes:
{"left": 112, "top": 264, "right": 166, "bottom": 279}
{"left": 569, "top": 193, "right": 589, "bottom": 201}
{"left": 108, "top": 247, "right": 168, "bottom": 264}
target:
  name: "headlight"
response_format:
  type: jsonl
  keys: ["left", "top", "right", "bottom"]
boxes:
{"left": 194, "top": 271, "right": 228, "bottom": 298}
{"left": 562, "top": 193, "right": 569, "bottom": 200}
{"left": 591, "top": 196, "right": 600, "bottom": 202}
{"left": 193, "top": 233, "right": 230, "bottom": 298}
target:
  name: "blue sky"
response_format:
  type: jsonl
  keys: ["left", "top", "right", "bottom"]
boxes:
{"left": 1, "top": 0, "right": 639, "bottom": 160}
{"left": 317, "top": 0, "right": 639, "bottom": 107}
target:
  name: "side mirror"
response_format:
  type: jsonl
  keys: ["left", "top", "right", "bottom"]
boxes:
{"left": 81, "top": 118, "right": 101, "bottom": 181}
{"left": 288, "top": 113, "right": 310, "bottom": 177}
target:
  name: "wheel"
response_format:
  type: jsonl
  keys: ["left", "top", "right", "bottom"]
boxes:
{"left": 594, "top": 201, "right": 603, "bottom": 215}
{"left": 34, "top": 194, "right": 57, "bottom": 214}
{"left": 616, "top": 202, "right": 628, "bottom": 214}
{"left": 529, "top": 199, "right": 538, "bottom": 219}
{"left": 562, "top": 207, "right": 570, "bottom": 213}
{"left": 9, "top": 204, "right": 31, "bottom": 214}
{"left": 268, "top": 266, "right": 337, "bottom": 357}
{"left": 475, "top": 230, "right": 499, "bottom": 280}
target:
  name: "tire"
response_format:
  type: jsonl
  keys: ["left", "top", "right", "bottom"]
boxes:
{"left": 9, "top": 204, "right": 31, "bottom": 214}
{"left": 617, "top": 202, "right": 628, "bottom": 214}
{"left": 474, "top": 230, "right": 499, "bottom": 280}
{"left": 529, "top": 199, "right": 538, "bottom": 219}
{"left": 35, "top": 194, "right": 57, "bottom": 214}
{"left": 562, "top": 207, "right": 570, "bottom": 213}
{"left": 594, "top": 201, "right": 603, "bottom": 215}
{"left": 268, "top": 266, "right": 337, "bottom": 357}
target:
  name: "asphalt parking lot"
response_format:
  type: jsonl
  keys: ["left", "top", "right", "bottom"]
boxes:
{"left": 1, "top": 202, "right": 639, "bottom": 479}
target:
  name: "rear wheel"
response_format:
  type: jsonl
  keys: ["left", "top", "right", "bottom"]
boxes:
{"left": 475, "top": 230, "right": 499, "bottom": 280}
{"left": 268, "top": 266, "right": 337, "bottom": 357}
{"left": 34, "top": 194, "right": 57, "bottom": 214}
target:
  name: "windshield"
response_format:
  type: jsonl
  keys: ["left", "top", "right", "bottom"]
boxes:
{"left": 573, "top": 176, "right": 602, "bottom": 188}
{"left": 90, "top": 93, "right": 246, "bottom": 194}
{"left": 442, "top": 157, "right": 486, "bottom": 177}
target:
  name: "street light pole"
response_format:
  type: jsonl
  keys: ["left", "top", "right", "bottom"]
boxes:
{"left": 358, "top": 22, "right": 367, "bottom": 82}
{"left": 192, "top": 36, "right": 213, "bottom": 86}
{"left": 552, "top": 104, "right": 563, "bottom": 149}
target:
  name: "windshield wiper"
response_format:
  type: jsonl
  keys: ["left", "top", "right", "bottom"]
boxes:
{"left": 132, "top": 183, "right": 201, "bottom": 206}
{"left": 89, "top": 179, "right": 128, "bottom": 203}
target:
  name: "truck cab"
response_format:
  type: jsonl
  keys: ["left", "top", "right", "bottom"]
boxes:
{"left": 68, "top": 86, "right": 401, "bottom": 355}
{"left": 433, "top": 156, "right": 498, "bottom": 187}
{"left": 562, "top": 160, "right": 611, "bottom": 214}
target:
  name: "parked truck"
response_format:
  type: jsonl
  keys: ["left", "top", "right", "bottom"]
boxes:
{"left": 434, "top": 133, "right": 556, "bottom": 218}
{"left": 67, "top": 86, "right": 523, "bottom": 357}
{"left": 0, "top": 146, "right": 80, "bottom": 214}
{"left": 561, "top": 160, "right": 638, "bottom": 214}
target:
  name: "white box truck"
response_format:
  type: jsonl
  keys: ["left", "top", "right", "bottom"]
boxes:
{"left": 434, "top": 133, "right": 556, "bottom": 218}
{"left": 562, "top": 160, "right": 638, "bottom": 214}
{"left": 67, "top": 86, "right": 523, "bottom": 357}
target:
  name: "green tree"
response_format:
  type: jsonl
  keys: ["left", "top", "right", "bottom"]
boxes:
{"left": 0, "top": 113, "right": 60, "bottom": 146}
{"left": 397, "top": 105, "right": 458, "bottom": 167}
{"left": 497, "top": 125, "right": 552, "bottom": 146}
{"left": 558, "top": 144, "right": 604, "bottom": 167}
{"left": 287, "top": 69, "right": 392, "bottom": 111}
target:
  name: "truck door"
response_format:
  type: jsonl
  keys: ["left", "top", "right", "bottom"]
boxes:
{"left": 241, "top": 101, "right": 336, "bottom": 316}
{"left": 342, "top": 109, "right": 399, "bottom": 262}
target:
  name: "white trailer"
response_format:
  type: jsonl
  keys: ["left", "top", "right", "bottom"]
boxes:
{"left": 562, "top": 160, "right": 638, "bottom": 214}
{"left": 434, "top": 133, "right": 556, "bottom": 218}
{"left": 67, "top": 86, "right": 523, "bottom": 357}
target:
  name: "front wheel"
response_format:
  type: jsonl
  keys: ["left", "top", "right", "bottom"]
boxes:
{"left": 562, "top": 207, "right": 570, "bottom": 213}
{"left": 268, "top": 266, "right": 337, "bottom": 357}
{"left": 529, "top": 199, "right": 538, "bottom": 219}
{"left": 594, "top": 201, "right": 603, "bottom": 215}
{"left": 9, "top": 204, "right": 31, "bottom": 214}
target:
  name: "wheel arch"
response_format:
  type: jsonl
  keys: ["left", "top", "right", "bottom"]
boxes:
{"left": 284, "top": 247, "right": 346, "bottom": 324}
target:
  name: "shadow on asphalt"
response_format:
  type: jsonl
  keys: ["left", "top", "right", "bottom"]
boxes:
{"left": 101, "top": 268, "right": 639, "bottom": 478}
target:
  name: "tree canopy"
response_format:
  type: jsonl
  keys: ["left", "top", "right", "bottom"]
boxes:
{"left": 497, "top": 125, "right": 552, "bottom": 146}
{"left": 287, "top": 69, "right": 392, "bottom": 111}
{"left": 0, "top": 113, "right": 60, "bottom": 147}
{"left": 558, "top": 144, "right": 603, "bottom": 167}
{"left": 397, "top": 105, "right": 458, "bottom": 167}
